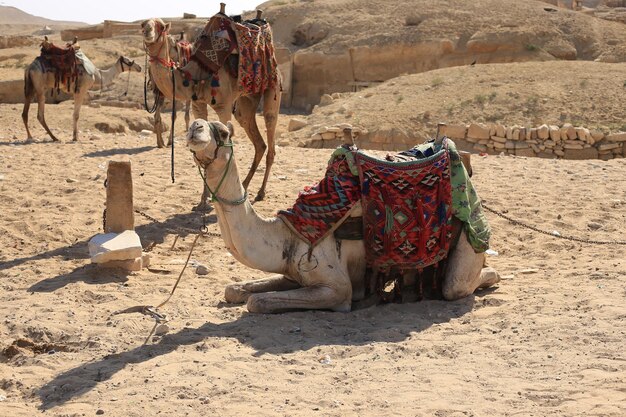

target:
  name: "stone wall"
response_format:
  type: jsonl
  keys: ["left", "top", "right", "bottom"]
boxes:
{"left": 303, "top": 122, "right": 625, "bottom": 160}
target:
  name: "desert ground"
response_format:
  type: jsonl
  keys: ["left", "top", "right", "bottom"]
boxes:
{"left": 1, "top": 1, "right": 626, "bottom": 416}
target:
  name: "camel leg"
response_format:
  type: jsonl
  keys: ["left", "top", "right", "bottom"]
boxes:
{"left": 233, "top": 96, "right": 266, "bottom": 195}
{"left": 246, "top": 263, "right": 353, "bottom": 313}
{"left": 154, "top": 97, "right": 165, "bottom": 148}
{"left": 191, "top": 101, "right": 208, "bottom": 120}
{"left": 72, "top": 91, "right": 86, "bottom": 141}
{"left": 36, "top": 92, "right": 58, "bottom": 142}
{"left": 224, "top": 274, "right": 301, "bottom": 304}
{"left": 442, "top": 232, "right": 501, "bottom": 301}
{"left": 184, "top": 100, "right": 191, "bottom": 130}
{"left": 256, "top": 88, "right": 281, "bottom": 201}
{"left": 22, "top": 95, "right": 33, "bottom": 141}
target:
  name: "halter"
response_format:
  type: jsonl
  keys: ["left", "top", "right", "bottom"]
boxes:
{"left": 192, "top": 123, "right": 248, "bottom": 206}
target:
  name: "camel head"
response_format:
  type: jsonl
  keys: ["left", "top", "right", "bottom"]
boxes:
{"left": 141, "top": 18, "right": 170, "bottom": 44}
{"left": 187, "top": 120, "right": 235, "bottom": 173}
{"left": 118, "top": 56, "right": 142, "bottom": 73}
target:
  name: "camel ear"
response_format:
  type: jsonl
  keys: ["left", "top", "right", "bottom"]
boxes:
{"left": 164, "top": 22, "right": 171, "bottom": 32}
{"left": 226, "top": 121, "right": 235, "bottom": 138}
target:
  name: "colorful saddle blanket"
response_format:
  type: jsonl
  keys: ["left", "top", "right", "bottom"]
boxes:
{"left": 279, "top": 139, "right": 491, "bottom": 271}
{"left": 189, "top": 14, "right": 280, "bottom": 95}
{"left": 37, "top": 43, "right": 80, "bottom": 92}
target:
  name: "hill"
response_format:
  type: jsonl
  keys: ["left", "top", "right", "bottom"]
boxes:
{"left": 0, "top": 5, "right": 86, "bottom": 26}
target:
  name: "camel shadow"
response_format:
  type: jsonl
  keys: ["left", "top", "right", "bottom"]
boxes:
{"left": 0, "top": 139, "right": 57, "bottom": 146}
{"left": 36, "top": 296, "right": 473, "bottom": 410}
{"left": 15, "top": 212, "right": 215, "bottom": 290}
{"left": 83, "top": 146, "right": 154, "bottom": 158}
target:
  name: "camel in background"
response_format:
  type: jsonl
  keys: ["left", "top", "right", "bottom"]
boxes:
{"left": 22, "top": 45, "right": 142, "bottom": 142}
{"left": 187, "top": 120, "right": 501, "bottom": 313}
{"left": 141, "top": 12, "right": 281, "bottom": 207}
{"left": 147, "top": 31, "right": 192, "bottom": 148}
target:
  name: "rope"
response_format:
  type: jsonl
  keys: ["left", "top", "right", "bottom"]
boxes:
{"left": 142, "top": 52, "right": 159, "bottom": 114}
{"left": 170, "top": 66, "right": 176, "bottom": 183}
{"left": 482, "top": 204, "right": 626, "bottom": 245}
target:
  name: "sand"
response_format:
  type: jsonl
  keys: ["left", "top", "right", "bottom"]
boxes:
{"left": 0, "top": 102, "right": 625, "bottom": 416}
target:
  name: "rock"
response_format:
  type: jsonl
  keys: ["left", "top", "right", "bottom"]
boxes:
{"left": 505, "top": 126, "right": 513, "bottom": 140}
{"left": 441, "top": 124, "right": 467, "bottom": 140}
{"left": 90, "top": 135, "right": 102, "bottom": 141}
{"left": 288, "top": 118, "right": 307, "bottom": 132}
{"left": 96, "top": 410, "right": 105, "bottom": 415}
{"left": 140, "top": 129, "right": 153, "bottom": 136}
{"left": 549, "top": 126, "right": 560, "bottom": 141}
{"left": 98, "top": 254, "right": 148, "bottom": 271}
{"left": 587, "top": 222, "right": 602, "bottom": 230}
{"left": 66, "top": 178, "right": 78, "bottom": 183}
{"left": 606, "top": 132, "right": 626, "bottom": 142}
{"left": 495, "top": 125, "right": 506, "bottom": 138}
{"left": 196, "top": 264, "right": 210, "bottom": 275}
{"left": 154, "top": 324, "right": 169, "bottom": 336}
{"left": 490, "top": 135, "right": 506, "bottom": 144}
{"left": 563, "top": 143, "right": 584, "bottom": 150}
{"left": 518, "top": 268, "right": 539, "bottom": 274}
{"left": 575, "top": 127, "right": 590, "bottom": 142}
{"left": 537, "top": 124, "right": 550, "bottom": 140}
{"left": 505, "top": 140, "right": 515, "bottom": 150}
{"left": 321, "top": 132, "right": 336, "bottom": 140}
{"left": 467, "top": 123, "right": 490, "bottom": 140}
{"left": 515, "top": 148, "right": 535, "bottom": 157}
{"left": 95, "top": 122, "right": 125, "bottom": 134}
{"left": 88, "top": 231, "right": 143, "bottom": 263}
{"left": 563, "top": 147, "right": 598, "bottom": 160}
{"left": 590, "top": 130, "right": 604, "bottom": 141}
{"left": 319, "top": 94, "right": 333, "bottom": 106}
{"left": 597, "top": 143, "right": 619, "bottom": 151}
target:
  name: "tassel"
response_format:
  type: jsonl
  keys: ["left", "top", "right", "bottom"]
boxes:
{"left": 211, "top": 96, "right": 216, "bottom": 105}
{"left": 211, "top": 73, "right": 220, "bottom": 87}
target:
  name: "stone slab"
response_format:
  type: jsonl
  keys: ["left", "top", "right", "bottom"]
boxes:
{"left": 105, "top": 160, "right": 134, "bottom": 233}
{"left": 97, "top": 253, "right": 150, "bottom": 271}
{"left": 89, "top": 230, "right": 143, "bottom": 263}
{"left": 563, "top": 147, "right": 599, "bottom": 160}
{"left": 606, "top": 132, "right": 626, "bottom": 142}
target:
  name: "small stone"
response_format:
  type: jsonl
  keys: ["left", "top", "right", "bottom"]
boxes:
{"left": 587, "top": 222, "right": 602, "bottom": 230}
{"left": 319, "top": 94, "right": 333, "bottom": 106}
{"left": 277, "top": 175, "right": 288, "bottom": 180}
{"left": 66, "top": 178, "right": 79, "bottom": 183}
{"left": 319, "top": 355, "right": 332, "bottom": 365}
{"left": 287, "top": 118, "right": 307, "bottom": 132}
{"left": 154, "top": 324, "right": 169, "bottom": 336}
{"left": 140, "top": 129, "right": 153, "bottom": 136}
{"left": 196, "top": 265, "right": 210, "bottom": 275}
{"left": 96, "top": 410, "right": 105, "bottom": 415}
{"left": 518, "top": 268, "right": 539, "bottom": 274}
{"left": 0, "top": 174, "right": 4, "bottom": 181}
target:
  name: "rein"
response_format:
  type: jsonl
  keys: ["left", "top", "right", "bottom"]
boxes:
{"left": 192, "top": 124, "right": 248, "bottom": 206}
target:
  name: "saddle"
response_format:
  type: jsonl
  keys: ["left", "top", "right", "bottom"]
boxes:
{"left": 279, "top": 139, "right": 491, "bottom": 304}
{"left": 38, "top": 37, "right": 81, "bottom": 93}
{"left": 181, "top": 12, "right": 280, "bottom": 99}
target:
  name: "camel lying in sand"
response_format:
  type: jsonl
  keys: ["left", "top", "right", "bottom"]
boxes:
{"left": 187, "top": 120, "right": 500, "bottom": 313}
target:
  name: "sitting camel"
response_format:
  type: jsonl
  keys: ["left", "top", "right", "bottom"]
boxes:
{"left": 187, "top": 120, "right": 500, "bottom": 313}
{"left": 22, "top": 43, "right": 142, "bottom": 142}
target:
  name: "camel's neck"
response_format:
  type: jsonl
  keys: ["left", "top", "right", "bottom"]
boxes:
{"left": 203, "top": 151, "right": 289, "bottom": 274}
{"left": 92, "top": 62, "right": 123, "bottom": 90}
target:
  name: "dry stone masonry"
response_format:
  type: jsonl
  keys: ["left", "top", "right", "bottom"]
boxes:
{"left": 302, "top": 122, "right": 625, "bottom": 161}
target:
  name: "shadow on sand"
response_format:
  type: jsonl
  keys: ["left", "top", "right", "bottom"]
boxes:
{"left": 20, "top": 211, "right": 215, "bottom": 291}
{"left": 36, "top": 296, "right": 476, "bottom": 410}
{"left": 82, "top": 146, "right": 155, "bottom": 158}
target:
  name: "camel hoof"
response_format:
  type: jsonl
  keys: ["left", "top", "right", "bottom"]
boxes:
{"left": 224, "top": 284, "right": 250, "bottom": 304}
{"left": 254, "top": 191, "right": 265, "bottom": 202}
{"left": 246, "top": 294, "right": 269, "bottom": 313}
{"left": 51, "top": 137, "right": 60, "bottom": 142}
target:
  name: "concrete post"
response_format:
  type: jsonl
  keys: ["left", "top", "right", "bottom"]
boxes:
{"left": 105, "top": 160, "right": 134, "bottom": 233}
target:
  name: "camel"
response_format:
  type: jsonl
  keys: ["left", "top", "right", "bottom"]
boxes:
{"left": 187, "top": 120, "right": 501, "bottom": 314}
{"left": 146, "top": 31, "right": 192, "bottom": 148}
{"left": 22, "top": 48, "right": 142, "bottom": 142}
{"left": 141, "top": 14, "right": 281, "bottom": 207}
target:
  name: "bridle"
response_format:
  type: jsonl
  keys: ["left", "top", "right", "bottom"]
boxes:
{"left": 191, "top": 123, "right": 248, "bottom": 206}
{"left": 119, "top": 57, "right": 136, "bottom": 72}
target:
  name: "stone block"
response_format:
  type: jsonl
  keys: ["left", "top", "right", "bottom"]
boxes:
{"left": 518, "top": 128, "right": 527, "bottom": 141}
{"left": 563, "top": 147, "right": 599, "bottom": 160}
{"left": 549, "top": 126, "right": 560, "bottom": 142}
{"left": 575, "top": 127, "right": 590, "bottom": 142}
{"left": 105, "top": 160, "right": 134, "bottom": 233}
{"left": 321, "top": 132, "right": 336, "bottom": 140}
{"left": 441, "top": 124, "right": 467, "bottom": 140}
{"left": 537, "top": 124, "right": 550, "bottom": 140}
{"left": 287, "top": 118, "right": 307, "bottom": 132}
{"left": 319, "top": 94, "right": 333, "bottom": 106}
{"left": 599, "top": 153, "right": 613, "bottom": 161}
{"left": 554, "top": 149, "right": 565, "bottom": 157}
{"left": 515, "top": 142, "right": 529, "bottom": 150}
{"left": 467, "top": 123, "right": 491, "bottom": 140}
{"left": 490, "top": 135, "right": 506, "bottom": 144}
{"left": 489, "top": 125, "right": 497, "bottom": 136}
{"left": 89, "top": 230, "right": 143, "bottom": 263}
{"left": 505, "top": 140, "right": 516, "bottom": 150}
{"left": 98, "top": 253, "right": 150, "bottom": 271}
{"left": 537, "top": 151, "right": 556, "bottom": 159}
{"left": 606, "top": 132, "right": 626, "bottom": 142}
{"left": 505, "top": 127, "right": 513, "bottom": 140}
{"left": 590, "top": 130, "right": 604, "bottom": 141}
{"left": 512, "top": 128, "right": 520, "bottom": 141}
{"left": 515, "top": 148, "right": 536, "bottom": 157}
{"left": 493, "top": 142, "right": 506, "bottom": 150}
{"left": 563, "top": 143, "right": 584, "bottom": 150}
{"left": 326, "top": 127, "right": 342, "bottom": 133}
{"left": 544, "top": 140, "right": 556, "bottom": 148}
{"left": 530, "top": 128, "right": 537, "bottom": 140}
{"left": 495, "top": 125, "right": 506, "bottom": 138}
{"left": 597, "top": 143, "right": 619, "bottom": 151}
{"left": 310, "top": 133, "right": 323, "bottom": 140}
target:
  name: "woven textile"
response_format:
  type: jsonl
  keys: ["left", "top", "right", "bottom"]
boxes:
{"left": 232, "top": 22, "right": 280, "bottom": 95}
{"left": 37, "top": 43, "right": 80, "bottom": 92}
{"left": 191, "top": 15, "right": 237, "bottom": 73}
{"left": 356, "top": 143, "right": 453, "bottom": 271}
{"left": 278, "top": 147, "right": 361, "bottom": 245}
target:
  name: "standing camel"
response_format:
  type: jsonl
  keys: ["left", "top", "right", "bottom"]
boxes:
{"left": 187, "top": 120, "right": 501, "bottom": 314}
{"left": 141, "top": 15, "right": 281, "bottom": 206}
{"left": 22, "top": 52, "right": 142, "bottom": 142}
{"left": 147, "top": 31, "right": 192, "bottom": 148}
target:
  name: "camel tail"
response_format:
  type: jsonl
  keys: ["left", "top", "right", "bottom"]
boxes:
{"left": 24, "top": 68, "right": 34, "bottom": 100}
